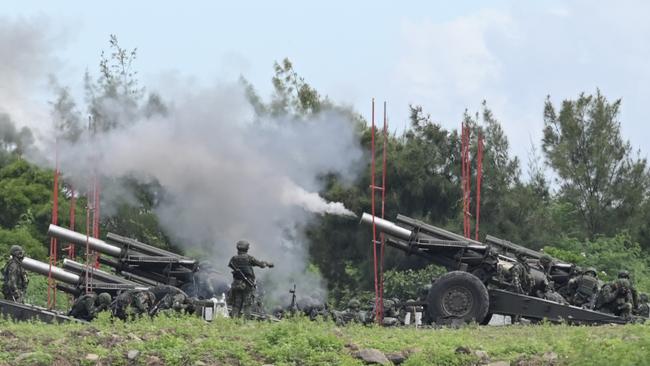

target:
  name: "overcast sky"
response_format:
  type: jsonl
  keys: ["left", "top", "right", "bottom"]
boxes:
{"left": 3, "top": 0, "right": 650, "bottom": 169}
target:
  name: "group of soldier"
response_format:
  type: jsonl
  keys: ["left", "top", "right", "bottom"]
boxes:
{"left": 4, "top": 241, "right": 649, "bottom": 324}
{"left": 500, "top": 252, "right": 649, "bottom": 319}
{"left": 0, "top": 241, "right": 269, "bottom": 322}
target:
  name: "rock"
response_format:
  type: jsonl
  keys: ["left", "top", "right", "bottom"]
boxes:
{"left": 455, "top": 346, "right": 471, "bottom": 355}
{"left": 85, "top": 354, "right": 100, "bottom": 361}
{"left": 543, "top": 351, "right": 558, "bottom": 363}
{"left": 127, "top": 350, "right": 140, "bottom": 360}
{"left": 385, "top": 352, "right": 407, "bottom": 365}
{"left": 487, "top": 362, "right": 509, "bottom": 366}
{"left": 146, "top": 355, "right": 164, "bottom": 366}
{"left": 353, "top": 349, "right": 391, "bottom": 365}
{"left": 194, "top": 362, "right": 206, "bottom": 366}
{"left": 474, "top": 350, "right": 490, "bottom": 363}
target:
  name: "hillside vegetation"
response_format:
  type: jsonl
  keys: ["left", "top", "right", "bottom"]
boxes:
{"left": 0, "top": 315, "right": 648, "bottom": 366}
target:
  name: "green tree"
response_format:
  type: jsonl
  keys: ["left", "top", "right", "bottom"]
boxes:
{"left": 542, "top": 91, "right": 649, "bottom": 239}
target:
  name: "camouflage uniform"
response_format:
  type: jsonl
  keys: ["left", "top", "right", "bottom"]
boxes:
{"left": 636, "top": 293, "right": 649, "bottom": 318}
{"left": 596, "top": 279, "right": 634, "bottom": 319}
{"left": 68, "top": 292, "right": 112, "bottom": 321}
{"left": 507, "top": 254, "right": 534, "bottom": 295}
{"left": 112, "top": 289, "right": 156, "bottom": 321}
{"left": 535, "top": 279, "right": 568, "bottom": 304}
{"left": 228, "top": 240, "right": 273, "bottom": 318}
{"left": 617, "top": 270, "right": 639, "bottom": 310}
{"left": 149, "top": 285, "right": 191, "bottom": 315}
{"left": 381, "top": 298, "right": 401, "bottom": 326}
{"left": 333, "top": 299, "right": 368, "bottom": 325}
{"left": 566, "top": 267, "right": 599, "bottom": 308}
{"left": 2, "top": 245, "right": 28, "bottom": 303}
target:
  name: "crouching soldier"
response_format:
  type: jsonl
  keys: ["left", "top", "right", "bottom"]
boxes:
{"left": 112, "top": 289, "right": 156, "bottom": 321}
{"left": 566, "top": 267, "right": 599, "bottom": 309}
{"left": 68, "top": 292, "right": 112, "bottom": 321}
{"left": 596, "top": 278, "right": 634, "bottom": 319}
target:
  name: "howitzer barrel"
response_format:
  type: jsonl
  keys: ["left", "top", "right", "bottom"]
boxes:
{"left": 62, "top": 259, "right": 139, "bottom": 285}
{"left": 106, "top": 232, "right": 186, "bottom": 259}
{"left": 22, "top": 257, "right": 80, "bottom": 285}
{"left": 360, "top": 213, "right": 414, "bottom": 240}
{"left": 47, "top": 224, "right": 122, "bottom": 257}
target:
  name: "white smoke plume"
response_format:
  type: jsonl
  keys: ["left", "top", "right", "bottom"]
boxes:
{"left": 0, "top": 16, "right": 58, "bottom": 134}
{"left": 0, "top": 17, "right": 364, "bottom": 306}
{"left": 49, "top": 82, "right": 363, "bottom": 305}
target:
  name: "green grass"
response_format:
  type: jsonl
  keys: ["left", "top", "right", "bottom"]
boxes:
{"left": 0, "top": 314, "right": 649, "bottom": 365}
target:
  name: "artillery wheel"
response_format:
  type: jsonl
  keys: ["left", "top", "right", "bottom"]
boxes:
{"left": 426, "top": 271, "right": 489, "bottom": 325}
{"left": 480, "top": 312, "right": 493, "bottom": 325}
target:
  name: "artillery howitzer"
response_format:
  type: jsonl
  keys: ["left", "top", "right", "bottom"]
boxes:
{"left": 0, "top": 257, "right": 145, "bottom": 323}
{"left": 46, "top": 224, "right": 228, "bottom": 297}
{"left": 21, "top": 256, "right": 148, "bottom": 297}
{"left": 360, "top": 213, "right": 629, "bottom": 325}
{"left": 48, "top": 224, "right": 195, "bottom": 287}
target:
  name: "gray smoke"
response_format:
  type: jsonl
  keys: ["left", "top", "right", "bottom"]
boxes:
{"left": 0, "top": 17, "right": 58, "bottom": 134}
{"left": 50, "top": 82, "right": 363, "bottom": 305}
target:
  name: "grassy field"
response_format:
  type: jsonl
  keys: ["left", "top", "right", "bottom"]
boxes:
{"left": 0, "top": 314, "right": 648, "bottom": 366}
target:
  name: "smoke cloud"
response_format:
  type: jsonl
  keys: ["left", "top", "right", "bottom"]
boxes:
{"left": 0, "top": 17, "right": 59, "bottom": 134}
{"left": 48, "top": 81, "right": 363, "bottom": 305}
{"left": 1, "top": 17, "right": 364, "bottom": 306}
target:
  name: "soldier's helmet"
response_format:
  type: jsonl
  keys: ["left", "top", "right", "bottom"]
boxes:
{"left": 97, "top": 292, "right": 112, "bottom": 306}
{"left": 172, "top": 294, "right": 186, "bottom": 310}
{"left": 236, "top": 240, "right": 250, "bottom": 252}
{"left": 618, "top": 270, "right": 631, "bottom": 279}
{"left": 383, "top": 299, "right": 395, "bottom": 310}
{"left": 640, "top": 293, "right": 649, "bottom": 302}
{"left": 10, "top": 245, "right": 24, "bottom": 259}
{"left": 572, "top": 265, "right": 583, "bottom": 275}
{"left": 348, "top": 299, "right": 360, "bottom": 310}
{"left": 584, "top": 267, "right": 597, "bottom": 276}
{"left": 539, "top": 254, "right": 553, "bottom": 265}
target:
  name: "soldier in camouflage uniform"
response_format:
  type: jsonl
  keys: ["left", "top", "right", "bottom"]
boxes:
{"left": 111, "top": 289, "right": 156, "bottom": 321}
{"left": 617, "top": 270, "right": 639, "bottom": 310}
{"left": 2, "top": 245, "right": 28, "bottom": 303}
{"left": 332, "top": 299, "right": 368, "bottom": 325}
{"left": 228, "top": 240, "right": 274, "bottom": 318}
{"left": 68, "top": 292, "right": 112, "bottom": 321}
{"left": 537, "top": 254, "right": 554, "bottom": 277}
{"left": 595, "top": 278, "right": 634, "bottom": 319}
{"left": 506, "top": 252, "right": 534, "bottom": 295}
{"left": 635, "top": 293, "right": 649, "bottom": 318}
{"left": 565, "top": 267, "right": 599, "bottom": 308}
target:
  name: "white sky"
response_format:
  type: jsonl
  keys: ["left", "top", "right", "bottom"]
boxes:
{"left": 3, "top": 0, "right": 650, "bottom": 169}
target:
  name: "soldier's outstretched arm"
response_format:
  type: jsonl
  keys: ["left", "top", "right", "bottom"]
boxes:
{"left": 249, "top": 256, "right": 274, "bottom": 268}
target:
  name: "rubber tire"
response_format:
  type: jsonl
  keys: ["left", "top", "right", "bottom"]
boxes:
{"left": 480, "top": 312, "right": 493, "bottom": 325}
{"left": 426, "top": 271, "right": 490, "bottom": 325}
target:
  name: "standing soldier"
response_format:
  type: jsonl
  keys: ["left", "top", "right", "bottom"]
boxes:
{"left": 2, "top": 245, "right": 29, "bottom": 303}
{"left": 228, "top": 240, "right": 274, "bottom": 318}
{"left": 566, "top": 267, "right": 599, "bottom": 308}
